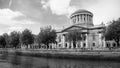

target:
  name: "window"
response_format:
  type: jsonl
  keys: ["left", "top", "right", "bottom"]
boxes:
{"left": 59, "top": 44, "right": 61, "bottom": 47}
{"left": 106, "top": 43, "right": 110, "bottom": 48}
{"left": 113, "top": 43, "right": 116, "bottom": 47}
{"left": 93, "top": 43, "right": 95, "bottom": 47}
{"left": 65, "top": 43, "right": 67, "bottom": 48}
{"left": 83, "top": 43, "right": 86, "bottom": 47}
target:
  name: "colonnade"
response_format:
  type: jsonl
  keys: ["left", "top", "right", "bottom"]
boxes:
{"left": 71, "top": 14, "right": 92, "bottom": 24}
{"left": 60, "top": 33, "right": 89, "bottom": 49}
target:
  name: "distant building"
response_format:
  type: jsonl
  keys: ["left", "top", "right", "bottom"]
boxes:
{"left": 55, "top": 9, "right": 107, "bottom": 50}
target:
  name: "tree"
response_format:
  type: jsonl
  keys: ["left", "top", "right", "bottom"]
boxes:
{"left": 0, "top": 35, "right": 6, "bottom": 48}
{"left": 66, "top": 30, "right": 82, "bottom": 48}
{"left": 9, "top": 31, "right": 20, "bottom": 48}
{"left": 37, "top": 26, "right": 57, "bottom": 49}
{"left": 104, "top": 18, "right": 120, "bottom": 47}
{"left": 21, "top": 29, "right": 34, "bottom": 48}
{"left": 3, "top": 33, "right": 10, "bottom": 48}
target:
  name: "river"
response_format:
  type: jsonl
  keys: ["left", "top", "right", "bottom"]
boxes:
{"left": 0, "top": 53, "right": 120, "bottom": 68}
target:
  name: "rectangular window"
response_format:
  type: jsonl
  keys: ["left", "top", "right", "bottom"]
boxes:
{"left": 93, "top": 43, "right": 95, "bottom": 47}
{"left": 83, "top": 43, "right": 86, "bottom": 47}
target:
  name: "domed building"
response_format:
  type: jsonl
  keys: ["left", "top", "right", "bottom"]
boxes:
{"left": 54, "top": 9, "right": 106, "bottom": 50}
{"left": 70, "top": 9, "right": 93, "bottom": 26}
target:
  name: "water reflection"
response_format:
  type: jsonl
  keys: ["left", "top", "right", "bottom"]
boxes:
{"left": 0, "top": 54, "right": 120, "bottom": 68}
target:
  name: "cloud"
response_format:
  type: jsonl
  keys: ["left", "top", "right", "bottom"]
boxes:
{"left": 42, "top": 0, "right": 78, "bottom": 16}
{"left": 87, "top": 0, "right": 120, "bottom": 25}
{"left": 0, "top": 30, "right": 4, "bottom": 35}
{"left": 0, "top": 8, "right": 35, "bottom": 33}
{"left": 8, "top": 26, "right": 23, "bottom": 32}
{"left": 0, "top": 9, "right": 34, "bottom": 25}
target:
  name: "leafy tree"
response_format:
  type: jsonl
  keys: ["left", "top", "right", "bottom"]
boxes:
{"left": 0, "top": 35, "right": 6, "bottom": 48}
{"left": 104, "top": 18, "right": 120, "bottom": 47}
{"left": 21, "top": 29, "right": 34, "bottom": 48}
{"left": 3, "top": 33, "right": 10, "bottom": 47}
{"left": 37, "top": 26, "right": 57, "bottom": 49}
{"left": 66, "top": 30, "right": 82, "bottom": 48}
{"left": 9, "top": 31, "right": 20, "bottom": 48}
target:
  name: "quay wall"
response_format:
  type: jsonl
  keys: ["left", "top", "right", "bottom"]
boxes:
{"left": 0, "top": 49, "right": 120, "bottom": 61}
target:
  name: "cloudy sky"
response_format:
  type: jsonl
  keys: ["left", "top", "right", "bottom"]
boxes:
{"left": 0, "top": 0, "right": 120, "bottom": 35}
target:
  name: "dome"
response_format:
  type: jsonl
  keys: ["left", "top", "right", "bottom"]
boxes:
{"left": 71, "top": 9, "right": 93, "bottom": 17}
{"left": 70, "top": 9, "right": 94, "bottom": 26}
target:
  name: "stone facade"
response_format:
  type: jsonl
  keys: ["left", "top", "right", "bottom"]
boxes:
{"left": 55, "top": 9, "right": 106, "bottom": 50}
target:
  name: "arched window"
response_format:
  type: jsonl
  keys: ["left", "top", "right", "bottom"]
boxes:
{"left": 93, "top": 43, "right": 95, "bottom": 47}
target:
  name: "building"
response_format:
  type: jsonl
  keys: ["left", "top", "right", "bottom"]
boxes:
{"left": 55, "top": 9, "right": 106, "bottom": 50}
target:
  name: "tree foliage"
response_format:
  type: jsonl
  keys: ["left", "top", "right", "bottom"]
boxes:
{"left": 9, "top": 31, "right": 20, "bottom": 48}
{"left": 105, "top": 18, "right": 120, "bottom": 47}
{"left": 21, "top": 29, "right": 34, "bottom": 47}
{"left": 0, "top": 35, "right": 6, "bottom": 48}
{"left": 3, "top": 33, "right": 10, "bottom": 47}
{"left": 37, "top": 26, "right": 57, "bottom": 48}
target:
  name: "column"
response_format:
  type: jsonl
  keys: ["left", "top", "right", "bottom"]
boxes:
{"left": 81, "top": 14, "right": 83, "bottom": 23}
{"left": 62, "top": 34, "right": 65, "bottom": 48}
{"left": 74, "top": 16, "right": 76, "bottom": 23}
{"left": 84, "top": 14, "right": 86, "bottom": 23}
{"left": 76, "top": 42, "right": 78, "bottom": 49}
{"left": 86, "top": 14, "right": 88, "bottom": 22}
{"left": 77, "top": 15, "right": 79, "bottom": 22}
{"left": 85, "top": 34, "right": 88, "bottom": 48}
{"left": 71, "top": 41, "right": 74, "bottom": 48}
{"left": 83, "top": 14, "right": 85, "bottom": 23}
{"left": 81, "top": 41, "right": 83, "bottom": 48}
{"left": 89, "top": 15, "right": 91, "bottom": 22}
{"left": 103, "top": 38, "right": 106, "bottom": 48}
{"left": 79, "top": 15, "right": 81, "bottom": 23}
{"left": 67, "top": 42, "right": 69, "bottom": 48}
{"left": 99, "top": 33, "right": 104, "bottom": 49}
{"left": 85, "top": 14, "right": 87, "bottom": 23}
{"left": 76, "top": 41, "right": 80, "bottom": 48}
{"left": 88, "top": 15, "right": 89, "bottom": 22}
{"left": 81, "top": 15, "right": 82, "bottom": 23}
{"left": 75, "top": 15, "right": 77, "bottom": 23}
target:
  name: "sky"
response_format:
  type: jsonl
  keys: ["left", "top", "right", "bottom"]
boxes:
{"left": 0, "top": 0, "right": 120, "bottom": 35}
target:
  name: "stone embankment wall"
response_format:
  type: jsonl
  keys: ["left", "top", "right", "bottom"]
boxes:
{"left": 0, "top": 48, "right": 120, "bottom": 61}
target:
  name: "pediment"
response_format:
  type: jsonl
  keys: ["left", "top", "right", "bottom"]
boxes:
{"left": 61, "top": 25, "right": 87, "bottom": 32}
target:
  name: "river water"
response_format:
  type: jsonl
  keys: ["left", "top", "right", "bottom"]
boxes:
{"left": 0, "top": 53, "right": 120, "bottom": 68}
